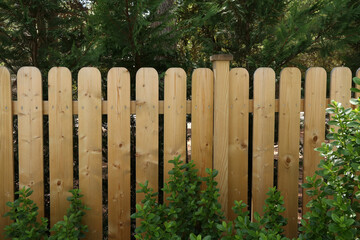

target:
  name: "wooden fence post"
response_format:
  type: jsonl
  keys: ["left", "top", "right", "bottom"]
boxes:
{"left": 211, "top": 54, "right": 233, "bottom": 217}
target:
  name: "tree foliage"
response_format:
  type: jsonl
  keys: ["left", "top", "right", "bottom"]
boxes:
{"left": 0, "top": 0, "right": 359, "bottom": 75}
{"left": 0, "top": 0, "right": 93, "bottom": 73}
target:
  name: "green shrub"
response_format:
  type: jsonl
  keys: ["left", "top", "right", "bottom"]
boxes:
{"left": 49, "top": 189, "right": 89, "bottom": 240}
{"left": 3, "top": 188, "right": 48, "bottom": 240}
{"left": 132, "top": 156, "right": 289, "bottom": 240}
{"left": 299, "top": 77, "right": 360, "bottom": 239}
{"left": 132, "top": 156, "right": 224, "bottom": 239}
{"left": 3, "top": 187, "right": 88, "bottom": 240}
{"left": 217, "top": 187, "right": 288, "bottom": 240}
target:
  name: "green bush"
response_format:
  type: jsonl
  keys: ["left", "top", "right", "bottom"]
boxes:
{"left": 132, "top": 156, "right": 289, "bottom": 240}
{"left": 132, "top": 156, "right": 224, "bottom": 239}
{"left": 217, "top": 187, "right": 288, "bottom": 240}
{"left": 3, "top": 188, "right": 48, "bottom": 239}
{"left": 49, "top": 189, "right": 89, "bottom": 240}
{"left": 3, "top": 187, "right": 88, "bottom": 240}
{"left": 298, "top": 77, "right": 360, "bottom": 239}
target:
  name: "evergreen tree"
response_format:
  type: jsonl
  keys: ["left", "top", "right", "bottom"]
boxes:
{"left": 175, "top": 0, "right": 360, "bottom": 73}
{"left": 0, "top": 0, "right": 93, "bottom": 74}
{"left": 92, "top": 0, "right": 181, "bottom": 78}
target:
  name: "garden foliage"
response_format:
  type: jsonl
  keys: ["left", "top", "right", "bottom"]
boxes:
{"left": 3, "top": 188, "right": 88, "bottom": 240}
{"left": 298, "top": 77, "right": 360, "bottom": 239}
{"left": 132, "top": 156, "right": 288, "bottom": 240}
{"left": 132, "top": 156, "right": 224, "bottom": 239}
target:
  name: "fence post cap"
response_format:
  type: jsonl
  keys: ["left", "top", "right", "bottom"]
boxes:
{"left": 210, "top": 54, "right": 233, "bottom": 62}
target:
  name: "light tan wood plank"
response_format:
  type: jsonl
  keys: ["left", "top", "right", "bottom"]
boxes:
{"left": 191, "top": 68, "right": 214, "bottom": 178}
{"left": 278, "top": 68, "right": 301, "bottom": 237}
{"left": 136, "top": 68, "right": 159, "bottom": 206}
{"left": 252, "top": 68, "right": 275, "bottom": 217}
{"left": 330, "top": 67, "right": 352, "bottom": 134}
{"left": 303, "top": 67, "right": 327, "bottom": 215}
{"left": 11, "top": 99, "right": 336, "bottom": 115}
{"left": 107, "top": 68, "right": 131, "bottom": 240}
{"left": 228, "top": 68, "right": 249, "bottom": 220}
{"left": 330, "top": 67, "right": 352, "bottom": 108}
{"left": 164, "top": 68, "right": 186, "bottom": 200}
{"left": 213, "top": 60, "right": 230, "bottom": 217}
{"left": 17, "top": 67, "right": 44, "bottom": 218}
{"left": 48, "top": 67, "right": 73, "bottom": 227}
{"left": 0, "top": 67, "right": 14, "bottom": 232}
{"left": 78, "top": 67, "right": 102, "bottom": 239}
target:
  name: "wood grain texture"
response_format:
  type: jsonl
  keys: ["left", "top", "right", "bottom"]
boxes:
{"left": 213, "top": 60, "right": 230, "bottom": 217}
{"left": 48, "top": 67, "right": 73, "bottom": 227}
{"left": 17, "top": 67, "right": 44, "bottom": 218}
{"left": 136, "top": 68, "right": 159, "bottom": 206}
{"left": 228, "top": 68, "right": 249, "bottom": 220}
{"left": 164, "top": 68, "right": 186, "bottom": 199}
{"left": 303, "top": 67, "right": 327, "bottom": 215}
{"left": 0, "top": 67, "right": 14, "bottom": 232}
{"left": 191, "top": 68, "right": 214, "bottom": 178}
{"left": 107, "top": 68, "right": 131, "bottom": 240}
{"left": 252, "top": 68, "right": 275, "bottom": 217}
{"left": 278, "top": 68, "right": 301, "bottom": 237}
{"left": 330, "top": 67, "right": 352, "bottom": 108}
{"left": 11, "top": 99, "right": 335, "bottom": 115}
{"left": 78, "top": 67, "right": 102, "bottom": 239}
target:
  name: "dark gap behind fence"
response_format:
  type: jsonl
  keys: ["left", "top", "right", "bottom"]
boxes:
{"left": 43, "top": 115, "right": 50, "bottom": 224}
{"left": 13, "top": 115, "right": 19, "bottom": 198}
{"left": 248, "top": 112, "right": 253, "bottom": 216}
{"left": 73, "top": 116, "right": 79, "bottom": 189}
{"left": 102, "top": 114, "right": 108, "bottom": 240}
{"left": 158, "top": 114, "right": 164, "bottom": 204}
{"left": 130, "top": 114, "right": 136, "bottom": 240}
{"left": 158, "top": 79, "right": 164, "bottom": 204}
{"left": 273, "top": 112, "right": 279, "bottom": 189}
{"left": 298, "top": 112, "right": 305, "bottom": 227}
{"left": 186, "top": 114, "right": 191, "bottom": 163}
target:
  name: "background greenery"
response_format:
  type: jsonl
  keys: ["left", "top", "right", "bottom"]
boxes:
{"left": 1, "top": 0, "right": 360, "bottom": 79}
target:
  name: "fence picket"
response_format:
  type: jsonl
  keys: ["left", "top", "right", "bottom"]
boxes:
{"left": 278, "top": 68, "right": 301, "bottom": 237}
{"left": 136, "top": 68, "right": 159, "bottom": 208}
{"left": 191, "top": 68, "right": 214, "bottom": 178}
{"left": 252, "top": 68, "right": 275, "bottom": 217}
{"left": 17, "top": 67, "right": 44, "bottom": 218}
{"left": 330, "top": 67, "right": 352, "bottom": 108}
{"left": 164, "top": 68, "right": 187, "bottom": 198}
{"left": 228, "top": 68, "right": 249, "bottom": 220}
{"left": 303, "top": 67, "right": 327, "bottom": 215}
{"left": 107, "top": 68, "right": 131, "bottom": 239}
{"left": 78, "top": 67, "right": 102, "bottom": 239}
{"left": 0, "top": 67, "right": 14, "bottom": 230}
{"left": 48, "top": 67, "right": 73, "bottom": 226}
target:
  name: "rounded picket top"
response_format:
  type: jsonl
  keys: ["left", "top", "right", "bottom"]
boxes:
{"left": 280, "top": 67, "right": 301, "bottom": 78}
{"left": 165, "top": 67, "right": 186, "bottom": 78}
{"left": 107, "top": 67, "right": 129, "bottom": 80}
{"left": 49, "top": 67, "right": 71, "bottom": 77}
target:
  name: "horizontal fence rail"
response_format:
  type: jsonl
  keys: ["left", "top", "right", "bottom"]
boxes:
{"left": 1, "top": 61, "right": 360, "bottom": 239}
{"left": 9, "top": 98, "right": 333, "bottom": 115}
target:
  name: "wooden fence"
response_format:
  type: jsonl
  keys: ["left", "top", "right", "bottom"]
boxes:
{"left": 0, "top": 54, "right": 359, "bottom": 239}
